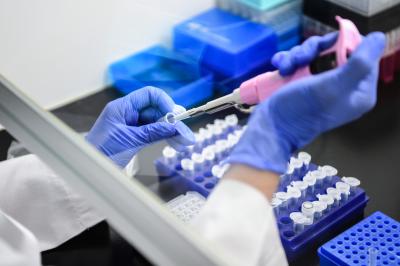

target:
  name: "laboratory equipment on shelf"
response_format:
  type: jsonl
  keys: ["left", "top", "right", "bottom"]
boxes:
{"left": 171, "top": 16, "right": 362, "bottom": 121}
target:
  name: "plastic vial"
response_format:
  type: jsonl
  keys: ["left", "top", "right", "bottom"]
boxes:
{"left": 301, "top": 201, "right": 315, "bottom": 220}
{"left": 298, "top": 151, "right": 312, "bottom": 170}
{"left": 303, "top": 172, "right": 317, "bottom": 195}
{"left": 317, "top": 194, "right": 334, "bottom": 212}
{"left": 368, "top": 247, "right": 378, "bottom": 266}
{"left": 290, "top": 157, "right": 303, "bottom": 177}
{"left": 191, "top": 153, "right": 205, "bottom": 172}
{"left": 326, "top": 187, "right": 341, "bottom": 207}
{"left": 271, "top": 198, "right": 283, "bottom": 216}
{"left": 162, "top": 146, "right": 177, "bottom": 164}
{"left": 202, "top": 148, "right": 216, "bottom": 166}
{"left": 335, "top": 181, "right": 351, "bottom": 202}
{"left": 291, "top": 181, "right": 308, "bottom": 198}
{"left": 290, "top": 212, "right": 306, "bottom": 233}
{"left": 181, "top": 159, "right": 194, "bottom": 176}
{"left": 193, "top": 133, "right": 205, "bottom": 152}
{"left": 321, "top": 165, "right": 338, "bottom": 186}
{"left": 199, "top": 128, "right": 213, "bottom": 145}
{"left": 312, "top": 200, "right": 327, "bottom": 220}
{"left": 287, "top": 187, "right": 302, "bottom": 210}
{"left": 275, "top": 192, "right": 290, "bottom": 213}
{"left": 211, "top": 165, "right": 223, "bottom": 178}
{"left": 225, "top": 114, "right": 239, "bottom": 130}
{"left": 341, "top": 177, "right": 361, "bottom": 195}
{"left": 311, "top": 170, "right": 326, "bottom": 189}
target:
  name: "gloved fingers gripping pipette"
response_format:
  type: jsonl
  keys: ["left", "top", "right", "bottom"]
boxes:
{"left": 172, "top": 16, "right": 362, "bottom": 122}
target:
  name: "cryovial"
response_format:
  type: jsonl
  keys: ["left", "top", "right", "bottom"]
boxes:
{"left": 211, "top": 165, "right": 223, "bottom": 178}
{"left": 271, "top": 198, "right": 283, "bottom": 216}
{"left": 275, "top": 191, "right": 290, "bottom": 213}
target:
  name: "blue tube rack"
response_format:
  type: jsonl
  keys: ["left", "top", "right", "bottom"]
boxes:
{"left": 154, "top": 114, "right": 369, "bottom": 261}
{"left": 318, "top": 211, "right": 400, "bottom": 266}
{"left": 275, "top": 165, "right": 369, "bottom": 261}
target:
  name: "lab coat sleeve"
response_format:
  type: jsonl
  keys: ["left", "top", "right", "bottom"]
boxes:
{"left": 0, "top": 210, "right": 41, "bottom": 266}
{"left": 191, "top": 179, "right": 288, "bottom": 266}
{"left": 0, "top": 154, "right": 105, "bottom": 251}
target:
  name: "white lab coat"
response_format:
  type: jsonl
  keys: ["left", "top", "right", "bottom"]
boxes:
{"left": 0, "top": 155, "right": 288, "bottom": 265}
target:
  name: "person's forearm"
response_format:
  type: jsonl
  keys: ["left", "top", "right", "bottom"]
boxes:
{"left": 223, "top": 164, "right": 279, "bottom": 200}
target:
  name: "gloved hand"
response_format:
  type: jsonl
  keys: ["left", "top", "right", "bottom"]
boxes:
{"left": 86, "top": 87, "right": 195, "bottom": 168}
{"left": 228, "top": 32, "right": 386, "bottom": 173}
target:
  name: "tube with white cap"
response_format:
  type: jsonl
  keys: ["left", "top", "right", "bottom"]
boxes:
{"left": 291, "top": 181, "right": 308, "bottom": 198}
{"left": 303, "top": 172, "right": 317, "bottom": 196}
{"left": 298, "top": 151, "right": 312, "bottom": 172}
{"left": 341, "top": 177, "right": 361, "bottom": 195}
{"left": 181, "top": 158, "right": 195, "bottom": 176}
{"left": 275, "top": 191, "right": 290, "bottom": 214}
{"left": 287, "top": 187, "right": 302, "bottom": 210}
{"left": 290, "top": 212, "right": 307, "bottom": 234}
{"left": 162, "top": 146, "right": 177, "bottom": 165}
{"left": 301, "top": 201, "right": 315, "bottom": 222}
{"left": 312, "top": 200, "right": 328, "bottom": 220}
{"left": 317, "top": 194, "right": 335, "bottom": 212}
{"left": 191, "top": 153, "right": 205, "bottom": 172}
{"left": 326, "top": 187, "right": 342, "bottom": 207}
{"left": 335, "top": 181, "right": 351, "bottom": 202}
{"left": 321, "top": 165, "right": 338, "bottom": 186}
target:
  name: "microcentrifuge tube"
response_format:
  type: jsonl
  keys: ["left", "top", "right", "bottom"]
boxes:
{"left": 225, "top": 114, "right": 239, "bottom": 128}
{"left": 191, "top": 153, "right": 205, "bottom": 172}
{"left": 290, "top": 158, "right": 303, "bottom": 176}
{"left": 326, "top": 187, "right": 341, "bottom": 207}
{"left": 271, "top": 198, "right": 283, "bottom": 216}
{"left": 297, "top": 151, "right": 312, "bottom": 170}
{"left": 211, "top": 165, "right": 223, "bottom": 178}
{"left": 290, "top": 212, "right": 306, "bottom": 233}
{"left": 368, "top": 247, "right": 378, "bottom": 266}
{"left": 335, "top": 181, "right": 351, "bottom": 202}
{"left": 312, "top": 201, "right": 327, "bottom": 220}
{"left": 275, "top": 191, "right": 290, "bottom": 213}
{"left": 287, "top": 187, "right": 302, "bottom": 210}
{"left": 202, "top": 148, "right": 216, "bottom": 166}
{"left": 341, "top": 177, "right": 361, "bottom": 195}
{"left": 303, "top": 172, "right": 317, "bottom": 196}
{"left": 321, "top": 165, "right": 338, "bottom": 186}
{"left": 291, "top": 181, "right": 308, "bottom": 198}
{"left": 162, "top": 146, "right": 177, "bottom": 164}
{"left": 213, "top": 119, "right": 227, "bottom": 130}
{"left": 181, "top": 159, "right": 195, "bottom": 176}
{"left": 317, "top": 194, "right": 334, "bottom": 212}
{"left": 311, "top": 170, "right": 326, "bottom": 189}
{"left": 301, "top": 201, "right": 315, "bottom": 221}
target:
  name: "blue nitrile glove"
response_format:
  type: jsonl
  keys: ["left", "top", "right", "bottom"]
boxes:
{"left": 228, "top": 32, "right": 386, "bottom": 173}
{"left": 86, "top": 87, "right": 195, "bottom": 167}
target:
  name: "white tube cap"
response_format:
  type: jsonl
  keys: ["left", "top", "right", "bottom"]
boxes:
{"left": 342, "top": 177, "right": 361, "bottom": 187}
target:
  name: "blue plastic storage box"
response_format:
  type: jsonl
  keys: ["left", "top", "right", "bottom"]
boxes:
{"left": 319, "top": 211, "right": 400, "bottom": 266}
{"left": 173, "top": 8, "right": 278, "bottom": 78}
{"left": 108, "top": 45, "right": 214, "bottom": 108}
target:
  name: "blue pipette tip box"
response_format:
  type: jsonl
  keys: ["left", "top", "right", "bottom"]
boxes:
{"left": 318, "top": 211, "right": 400, "bottom": 266}
{"left": 108, "top": 45, "right": 214, "bottom": 108}
{"left": 173, "top": 8, "right": 278, "bottom": 78}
